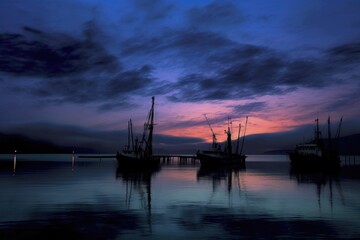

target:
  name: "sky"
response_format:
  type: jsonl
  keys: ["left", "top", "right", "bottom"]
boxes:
{"left": 0, "top": 0, "right": 359, "bottom": 153}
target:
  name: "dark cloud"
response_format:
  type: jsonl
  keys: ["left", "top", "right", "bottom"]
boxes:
{"left": 97, "top": 100, "right": 135, "bottom": 112}
{"left": 288, "top": 0, "right": 360, "bottom": 44}
{"left": 122, "top": 29, "right": 235, "bottom": 57}
{"left": 132, "top": 0, "right": 174, "bottom": 21}
{"left": 19, "top": 64, "right": 155, "bottom": 106}
{"left": 230, "top": 102, "right": 267, "bottom": 115}
{"left": 0, "top": 25, "right": 164, "bottom": 109}
{"left": 187, "top": 1, "right": 245, "bottom": 29}
{"left": 207, "top": 44, "right": 267, "bottom": 64}
{"left": 0, "top": 26, "right": 119, "bottom": 77}
{"left": 167, "top": 56, "right": 287, "bottom": 102}
{"left": 327, "top": 42, "right": 360, "bottom": 65}
{"left": 107, "top": 65, "right": 153, "bottom": 97}
{"left": 167, "top": 40, "right": 359, "bottom": 102}
{"left": 323, "top": 84, "right": 360, "bottom": 113}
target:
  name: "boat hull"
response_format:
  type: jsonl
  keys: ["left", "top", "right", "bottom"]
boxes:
{"left": 116, "top": 153, "right": 160, "bottom": 169}
{"left": 197, "top": 152, "right": 246, "bottom": 168}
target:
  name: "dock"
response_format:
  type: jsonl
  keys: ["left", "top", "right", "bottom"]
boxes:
{"left": 155, "top": 154, "right": 198, "bottom": 165}
{"left": 78, "top": 154, "right": 198, "bottom": 165}
{"left": 78, "top": 155, "right": 116, "bottom": 159}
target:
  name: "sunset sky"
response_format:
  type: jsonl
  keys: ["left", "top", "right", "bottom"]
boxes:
{"left": 0, "top": 0, "right": 359, "bottom": 153}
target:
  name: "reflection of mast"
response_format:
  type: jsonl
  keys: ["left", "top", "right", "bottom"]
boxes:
{"left": 197, "top": 166, "right": 244, "bottom": 207}
{"left": 116, "top": 166, "right": 159, "bottom": 232}
{"left": 290, "top": 170, "right": 344, "bottom": 211}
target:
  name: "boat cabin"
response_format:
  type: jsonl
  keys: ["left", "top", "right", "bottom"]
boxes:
{"left": 295, "top": 144, "right": 322, "bottom": 156}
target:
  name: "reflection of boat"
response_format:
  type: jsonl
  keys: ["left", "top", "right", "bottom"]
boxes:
{"left": 289, "top": 117, "right": 342, "bottom": 170}
{"left": 116, "top": 97, "right": 160, "bottom": 168}
{"left": 196, "top": 115, "right": 247, "bottom": 168}
{"left": 290, "top": 168, "right": 343, "bottom": 208}
{"left": 116, "top": 165, "right": 160, "bottom": 229}
{"left": 197, "top": 165, "right": 245, "bottom": 199}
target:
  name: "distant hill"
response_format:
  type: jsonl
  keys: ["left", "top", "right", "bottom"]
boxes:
{"left": 1, "top": 131, "right": 359, "bottom": 155}
{"left": 0, "top": 133, "right": 98, "bottom": 154}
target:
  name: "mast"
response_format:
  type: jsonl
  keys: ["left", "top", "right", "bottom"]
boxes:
{"left": 146, "top": 96, "right": 155, "bottom": 157}
{"left": 236, "top": 123, "right": 241, "bottom": 155}
{"left": 130, "top": 119, "right": 134, "bottom": 151}
{"left": 226, "top": 117, "right": 232, "bottom": 155}
{"left": 334, "top": 117, "right": 343, "bottom": 152}
{"left": 127, "top": 120, "right": 130, "bottom": 150}
{"left": 327, "top": 116, "right": 332, "bottom": 153}
{"left": 315, "top": 118, "right": 320, "bottom": 145}
{"left": 239, "top": 116, "right": 248, "bottom": 156}
{"left": 127, "top": 119, "right": 134, "bottom": 150}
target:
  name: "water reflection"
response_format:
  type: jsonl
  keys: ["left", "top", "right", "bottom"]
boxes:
{"left": 1, "top": 155, "right": 359, "bottom": 239}
{"left": 71, "top": 152, "right": 75, "bottom": 171}
{"left": 13, "top": 151, "right": 17, "bottom": 175}
{"left": 197, "top": 165, "right": 245, "bottom": 193}
{"left": 290, "top": 166, "right": 344, "bottom": 209}
{"left": 116, "top": 165, "right": 160, "bottom": 232}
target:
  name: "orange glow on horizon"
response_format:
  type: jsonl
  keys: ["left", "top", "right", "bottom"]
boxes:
{"left": 160, "top": 116, "right": 298, "bottom": 143}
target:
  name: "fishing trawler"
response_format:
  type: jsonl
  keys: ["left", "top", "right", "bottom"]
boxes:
{"left": 116, "top": 97, "right": 160, "bottom": 168}
{"left": 196, "top": 115, "right": 247, "bottom": 167}
{"left": 289, "top": 117, "right": 342, "bottom": 170}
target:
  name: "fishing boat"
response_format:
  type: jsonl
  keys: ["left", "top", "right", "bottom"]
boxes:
{"left": 289, "top": 117, "right": 342, "bottom": 170}
{"left": 116, "top": 96, "right": 160, "bottom": 168}
{"left": 196, "top": 115, "right": 247, "bottom": 168}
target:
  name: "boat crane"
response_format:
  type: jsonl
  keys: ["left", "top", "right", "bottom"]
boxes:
{"left": 204, "top": 114, "right": 219, "bottom": 150}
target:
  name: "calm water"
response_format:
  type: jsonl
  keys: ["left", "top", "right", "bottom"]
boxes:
{"left": 0, "top": 154, "right": 359, "bottom": 239}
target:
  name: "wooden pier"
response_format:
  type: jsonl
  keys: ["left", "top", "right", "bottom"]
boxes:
{"left": 341, "top": 155, "right": 359, "bottom": 166}
{"left": 78, "top": 154, "right": 198, "bottom": 165}
{"left": 154, "top": 154, "right": 198, "bottom": 165}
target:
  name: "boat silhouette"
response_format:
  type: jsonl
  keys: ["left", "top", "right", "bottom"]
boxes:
{"left": 116, "top": 97, "right": 160, "bottom": 168}
{"left": 196, "top": 115, "right": 247, "bottom": 168}
{"left": 289, "top": 117, "right": 343, "bottom": 170}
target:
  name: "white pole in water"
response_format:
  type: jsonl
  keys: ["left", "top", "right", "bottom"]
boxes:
{"left": 13, "top": 150, "right": 17, "bottom": 175}
{"left": 72, "top": 150, "right": 75, "bottom": 171}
